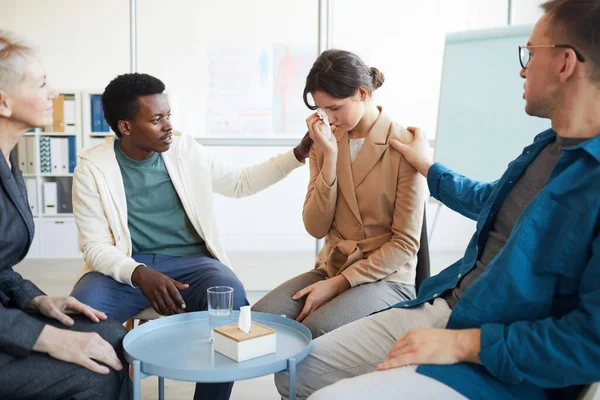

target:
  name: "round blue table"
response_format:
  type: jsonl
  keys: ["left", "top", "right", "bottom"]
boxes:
{"left": 123, "top": 311, "right": 312, "bottom": 400}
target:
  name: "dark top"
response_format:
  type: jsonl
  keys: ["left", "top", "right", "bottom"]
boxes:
{"left": 0, "top": 150, "right": 46, "bottom": 367}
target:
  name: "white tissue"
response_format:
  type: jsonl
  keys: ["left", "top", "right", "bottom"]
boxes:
{"left": 238, "top": 305, "right": 251, "bottom": 333}
{"left": 317, "top": 108, "right": 332, "bottom": 139}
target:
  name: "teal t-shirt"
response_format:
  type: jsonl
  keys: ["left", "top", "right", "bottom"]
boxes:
{"left": 114, "top": 140, "right": 208, "bottom": 256}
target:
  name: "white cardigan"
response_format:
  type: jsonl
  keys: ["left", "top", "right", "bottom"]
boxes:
{"left": 73, "top": 132, "right": 304, "bottom": 287}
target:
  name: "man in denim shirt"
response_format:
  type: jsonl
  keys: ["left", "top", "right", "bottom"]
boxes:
{"left": 275, "top": 0, "right": 600, "bottom": 399}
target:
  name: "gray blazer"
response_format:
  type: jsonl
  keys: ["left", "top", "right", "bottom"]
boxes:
{"left": 0, "top": 151, "right": 46, "bottom": 367}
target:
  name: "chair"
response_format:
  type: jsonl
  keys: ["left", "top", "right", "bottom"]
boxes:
{"left": 125, "top": 307, "right": 161, "bottom": 331}
{"left": 415, "top": 209, "right": 431, "bottom": 293}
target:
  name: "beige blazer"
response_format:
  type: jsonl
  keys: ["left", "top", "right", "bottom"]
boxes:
{"left": 303, "top": 108, "right": 426, "bottom": 287}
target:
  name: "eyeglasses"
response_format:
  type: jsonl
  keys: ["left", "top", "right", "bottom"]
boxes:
{"left": 519, "top": 44, "right": 586, "bottom": 69}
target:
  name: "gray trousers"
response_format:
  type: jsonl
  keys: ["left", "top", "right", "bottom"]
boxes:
{"left": 275, "top": 298, "right": 465, "bottom": 399}
{"left": 252, "top": 269, "right": 415, "bottom": 338}
{"left": 0, "top": 314, "right": 129, "bottom": 400}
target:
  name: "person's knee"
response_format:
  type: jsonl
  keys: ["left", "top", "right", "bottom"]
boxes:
{"left": 70, "top": 273, "right": 114, "bottom": 310}
{"left": 251, "top": 291, "right": 286, "bottom": 314}
{"left": 95, "top": 318, "right": 128, "bottom": 349}
{"left": 71, "top": 366, "right": 126, "bottom": 399}
{"left": 250, "top": 298, "right": 269, "bottom": 313}
{"left": 303, "top": 316, "right": 335, "bottom": 339}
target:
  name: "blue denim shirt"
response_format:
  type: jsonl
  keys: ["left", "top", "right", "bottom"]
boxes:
{"left": 393, "top": 129, "right": 600, "bottom": 399}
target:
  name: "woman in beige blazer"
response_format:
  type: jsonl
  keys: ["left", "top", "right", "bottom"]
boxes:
{"left": 253, "top": 50, "right": 426, "bottom": 338}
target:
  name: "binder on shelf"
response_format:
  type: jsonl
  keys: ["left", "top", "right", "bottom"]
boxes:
{"left": 49, "top": 94, "right": 65, "bottom": 133}
{"left": 17, "top": 140, "right": 27, "bottom": 172}
{"left": 26, "top": 136, "right": 37, "bottom": 174}
{"left": 56, "top": 177, "right": 73, "bottom": 214}
{"left": 43, "top": 181, "right": 57, "bottom": 215}
{"left": 59, "top": 138, "right": 69, "bottom": 173}
{"left": 25, "top": 178, "right": 38, "bottom": 214}
{"left": 91, "top": 95, "right": 104, "bottom": 133}
{"left": 68, "top": 136, "right": 76, "bottom": 173}
{"left": 39, "top": 137, "right": 52, "bottom": 173}
{"left": 50, "top": 137, "right": 62, "bottom": 174}
{"left": 64, "top": 97, "right": 76, "bottom": 134}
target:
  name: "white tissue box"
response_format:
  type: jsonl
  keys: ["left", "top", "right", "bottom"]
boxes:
{"left": 213, "top": 322, "right": 276, "bottom": 362}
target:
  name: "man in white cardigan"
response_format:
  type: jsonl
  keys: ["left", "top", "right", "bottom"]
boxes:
{"left": 70, "top": 73, "right": 311, "bottom": 400}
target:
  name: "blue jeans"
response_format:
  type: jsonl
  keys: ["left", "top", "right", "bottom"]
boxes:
{"left": 71, "top": 254, "right": 249, "bottom": 400}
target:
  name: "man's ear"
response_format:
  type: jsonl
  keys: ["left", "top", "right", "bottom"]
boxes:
{"left": 118, "top": 120, "right": 131, "bottom": 137}
{"left": 0, "top": 91, "right": 13, "bottom": 118}
{"left": 558, "top": 49, "right": 578, "bottom": 83}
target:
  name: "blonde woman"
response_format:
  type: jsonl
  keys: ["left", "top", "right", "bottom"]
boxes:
{"left": 0, "top": 31, "right": 128, "bottom": 399}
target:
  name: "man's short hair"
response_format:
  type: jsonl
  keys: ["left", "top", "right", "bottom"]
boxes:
{"left": 101, "top": 73, "right": 166, "bottom": 138}
{"left": 541, "top": 0, "right": 600, "bottom": 81}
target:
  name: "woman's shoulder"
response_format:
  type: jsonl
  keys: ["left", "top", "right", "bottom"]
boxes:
{"left": 387, "top": 122, "right": 414, "bottom": 145}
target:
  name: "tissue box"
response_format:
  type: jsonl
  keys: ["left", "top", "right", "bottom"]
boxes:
{"left": 213, "top": 322, "right": 276, "bottom": 362}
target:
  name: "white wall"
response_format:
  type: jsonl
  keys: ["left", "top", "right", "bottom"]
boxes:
{"left": 136, "top": 0, "right": 319, "bottom": 138}
{"left": 511, "top": 0, "right": 545, "bottom": 24}
{"left": 330, "top": 0, "right": 508, "bottom": 140}
{"left": 0, "top": 0, "right": 130, "bottom": 89}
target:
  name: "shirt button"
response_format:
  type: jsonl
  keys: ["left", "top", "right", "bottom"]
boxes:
{"left": 433, "top": 293, "right": 439, "bottom": 298}
{"left": 526, "top": 151, "right": 530, "bottom": 154}
{"left": 508, "top": 180, "right": 513, "bottom": 184}
{"left": 458, "top": 273, "right": 462, "bottom": 279}
{"left": 355, "top": 224, "right": 361, "bottom": 230}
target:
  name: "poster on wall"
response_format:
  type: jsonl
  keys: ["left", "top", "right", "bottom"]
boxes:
{"left": 207, "top": 44, "right": 315, "bottom": 137}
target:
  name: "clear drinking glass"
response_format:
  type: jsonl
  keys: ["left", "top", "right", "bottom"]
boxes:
{"left": 207, "top": 286, "right": 233, "bottom": 340}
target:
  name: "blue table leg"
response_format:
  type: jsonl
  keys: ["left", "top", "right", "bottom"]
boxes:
{"left": 159, "top": 377, "right": 165, "bottom": 400}
{"left": 133, "top": 360, "right": 142, "bottom": 400}
{"left": 288, "top": 357, "right": 297, "bottom": 400}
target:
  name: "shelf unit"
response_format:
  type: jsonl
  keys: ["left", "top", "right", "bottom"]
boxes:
{"left": 81, "top": 90, "right": 115, "bottom": 148}
{"left": 16, "top": 90, "right": 88, "bottom": 258}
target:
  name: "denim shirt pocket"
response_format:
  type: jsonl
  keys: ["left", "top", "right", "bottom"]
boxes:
{"left": 516, "top": 194, "right": 585, "bottom": 278}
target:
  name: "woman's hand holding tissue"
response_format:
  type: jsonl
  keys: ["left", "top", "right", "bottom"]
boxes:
{"left": 292, "top": 275, "right": 351, "bottom": 323}
{"left": 306, "top": 111, "right": 338, "bottom": 186}
{"left": 306, "top": 112, "right": 337, "bottom": 157}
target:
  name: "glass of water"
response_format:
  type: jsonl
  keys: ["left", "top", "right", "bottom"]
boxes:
{"left": 207, "top": 286, "right": 233, "bottom": 341}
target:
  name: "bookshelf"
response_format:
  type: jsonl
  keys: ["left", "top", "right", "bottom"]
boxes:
{"left": 15, "top": 90, "right": 87, "bottom": 258}
{"left": 81, "top": 90, "right": 115, "bottom": 148}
